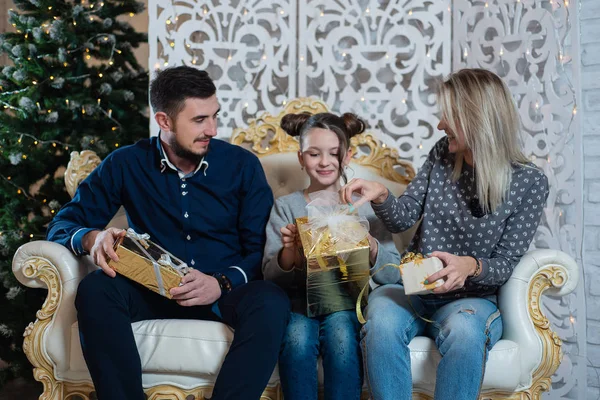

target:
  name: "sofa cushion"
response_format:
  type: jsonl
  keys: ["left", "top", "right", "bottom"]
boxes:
{"left": 70, "top": 319, "right": 520, "bottom": 391}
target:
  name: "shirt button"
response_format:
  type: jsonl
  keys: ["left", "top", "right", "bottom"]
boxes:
{"left": 182, "top": 191, "right": 188, "bottom": 196}
{"left": 182, "top": 178, "right": 186, "bottom": 182}
{"left": 191, "top": 259, "right": 195, "bottom": 266}
{"left": 186, "top": 235, "right": 191, "bottom": 240}
{"left": 184, "top": 212, "right": 189, "bottom": 218}
{"left": 181, "top": 184, "right": 187, "bottom": 188}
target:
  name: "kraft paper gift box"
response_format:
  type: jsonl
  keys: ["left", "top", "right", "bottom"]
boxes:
{"left": 108, "top": 228, "right": 190, "bottom": 299}
{"left": 295, "top": 191, "right": 372, "bottom": 317}
{"left": 399, "top": 254, "right": 444, "bottom": 295}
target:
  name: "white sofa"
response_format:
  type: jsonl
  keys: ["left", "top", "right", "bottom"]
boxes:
{"left": 12, "top": 98, "right": 578, "bottom": 400}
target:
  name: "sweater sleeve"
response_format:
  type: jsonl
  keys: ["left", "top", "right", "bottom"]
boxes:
{"left": 365, "top": 210, "right": 402, "bottom": 285}
{"left": 372, "top": 139, "right": 446, "bottom": 233}
{"left": 469, "top": 169, "right": 549, "bottom": 287}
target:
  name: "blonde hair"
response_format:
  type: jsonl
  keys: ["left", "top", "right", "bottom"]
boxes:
{"left": 437, "top": 68, "right": 530, "bottom": 214}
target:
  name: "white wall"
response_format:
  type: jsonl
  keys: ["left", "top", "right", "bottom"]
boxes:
{"left": 581, "top": 0, "right": 600, "bottom": 397}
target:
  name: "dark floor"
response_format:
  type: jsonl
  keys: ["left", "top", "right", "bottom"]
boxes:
{"left": 0, "top": 378, "right": 42, "bottom": 400}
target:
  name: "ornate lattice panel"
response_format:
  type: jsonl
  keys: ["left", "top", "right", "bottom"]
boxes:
{"left": 297, "top": 0, "right": 451, "bottom": 162}
{"left": 149, "top": 0, "right": 451, "bottom": 163}
{"left": 149, "top": 0, "right": 296, "bottom": 134}
{"left": 453, "top": 0, "right": 583, "bottom": 398}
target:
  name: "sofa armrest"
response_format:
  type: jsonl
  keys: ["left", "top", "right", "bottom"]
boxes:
{"left": 13, "top": 240, "right": 96, "bottom": 288}
{"left": 12, "top": 240, "right": 97, "bottom": 380}
{"left": 497, "top": 249, "right": 578, "bottom": 391}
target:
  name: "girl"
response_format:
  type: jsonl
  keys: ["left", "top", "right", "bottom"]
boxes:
{"left": 262, "top": 112, "right": 400, "bottom": 400}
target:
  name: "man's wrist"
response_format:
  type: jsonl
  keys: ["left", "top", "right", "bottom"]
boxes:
{"left": 212, "top": 272, "right": 232, "bottom": 295}
{"left": 81, "top": 230, "right": 101, "bottom": 253}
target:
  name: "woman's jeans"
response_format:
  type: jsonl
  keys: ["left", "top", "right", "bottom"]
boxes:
{"left": 361, "top": 284, "right": 503, "bottom": 400}
{"left": 278, "top": 310, "right": 363, "bottom": 400}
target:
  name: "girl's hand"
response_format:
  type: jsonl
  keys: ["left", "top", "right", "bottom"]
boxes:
{"left": 278, "top": 224, "right": 299, "bottom": 271}
{"left": 280, "top": 224, "right": 298, "bottom": 249}
{"left": 367, "top": 234, "right": 378, "bottom": 266}
{"left": 340, "top": 178, "right": 389, "bottom": 208}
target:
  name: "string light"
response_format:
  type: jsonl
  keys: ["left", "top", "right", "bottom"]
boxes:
{"left": 129, "top": 12, "right": 134, "bottom": 17}
{"left": 108, "top": 109, "right": 113, "bottom": 118}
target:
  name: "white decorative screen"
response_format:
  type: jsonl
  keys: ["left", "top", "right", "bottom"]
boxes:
{"left": 149, "top": 0, "right": 451, "bottom": 163}
{"left": 149, "top": 0, "right": 297, "bottom": 133}
{"left": 149, "top": 1, "right": 584, "bottom": 396}
{"left": 298, "top": 0, "right": 451, "bottom": 162}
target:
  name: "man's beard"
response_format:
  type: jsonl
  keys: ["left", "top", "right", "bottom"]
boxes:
{"left": 168, "top": 136, "right": 207, "bottom": 164}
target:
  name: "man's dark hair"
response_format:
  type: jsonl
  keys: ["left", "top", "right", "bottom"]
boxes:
{"left": 150, "top": 66, "right": 217, "bottom": 118}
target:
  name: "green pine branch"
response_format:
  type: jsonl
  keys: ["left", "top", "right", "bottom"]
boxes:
{"left": 0, "top": 0, "right": 149, "bottom": 386}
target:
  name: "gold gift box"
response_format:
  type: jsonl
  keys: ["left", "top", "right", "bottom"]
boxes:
{"left": 108, "top": 234, "right": 187, "bottom": 299}
{"left": 296, "top": 217, "right": 371, "bottom": 317}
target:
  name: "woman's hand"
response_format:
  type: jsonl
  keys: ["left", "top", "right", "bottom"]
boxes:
{"left": 426, "top": 251, "right": 478, "bottom": 294}
{"left": 278, "top": 224, "right": 299, "bottom": 271}
{"left": 340, "top": 178, "right": 389, "bottom": 208}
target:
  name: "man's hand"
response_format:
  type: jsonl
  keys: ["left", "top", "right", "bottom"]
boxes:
{"left": 169, "top": 269, "right": 221, "bottom": 306}
{"left": 84, "top": 228, "right": 126, "bottom": 278}
{"left": 340, "top": 178, "right": 389, "bottom": 208}
{"left": 426, "top": 251, "right": 478, "bottom": 294}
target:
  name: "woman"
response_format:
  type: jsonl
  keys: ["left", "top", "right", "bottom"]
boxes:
{"left": 341, "top": 69, "right": 549, "bottom": 400}
{"left": 262, "top": 112, "right": 400, "bottom": 400}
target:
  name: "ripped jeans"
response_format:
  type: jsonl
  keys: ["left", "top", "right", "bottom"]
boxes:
{"left": 361, "top": 284, "right": 502, "bottom": 400}
{"left": 278, "top": 311, "right": 363, "bottom": 400}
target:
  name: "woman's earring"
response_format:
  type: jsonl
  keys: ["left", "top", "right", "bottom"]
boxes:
{"left": 301, "top": 166, "right": 304, "bottom": 171}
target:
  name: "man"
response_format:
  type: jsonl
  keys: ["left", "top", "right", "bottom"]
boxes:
{"left": 47, "top": 66, "right": 290, "bottom": 400}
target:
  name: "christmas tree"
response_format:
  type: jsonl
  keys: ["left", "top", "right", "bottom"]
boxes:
{"left": 0, "top": 0, "right": 149, "bottom": 386}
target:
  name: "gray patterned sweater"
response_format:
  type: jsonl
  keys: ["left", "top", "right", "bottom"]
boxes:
{"left": 262, "top": 190, "right": 401, "bottom": 314}
{"left": 372, "top": 137, "right": 549, "bottom": 300}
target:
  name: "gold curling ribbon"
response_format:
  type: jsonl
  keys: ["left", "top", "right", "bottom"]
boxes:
{"left": 310, "top": 229, "right": 348, "bottom": 273}
{"left": 356, "top": 252, "right": 435, "bottom": 324}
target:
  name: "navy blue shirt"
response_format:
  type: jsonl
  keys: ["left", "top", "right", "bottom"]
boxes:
{"left": 47, "top": 136, "right": 274, "bottom": 289}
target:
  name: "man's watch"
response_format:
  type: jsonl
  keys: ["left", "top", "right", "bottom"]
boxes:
{"left": 213, "top": 272, "right": 233, "bottom": 295}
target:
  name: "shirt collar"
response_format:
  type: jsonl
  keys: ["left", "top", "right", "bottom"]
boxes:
{"left": 156, "top": 132, "right": 209, "bottom": 178}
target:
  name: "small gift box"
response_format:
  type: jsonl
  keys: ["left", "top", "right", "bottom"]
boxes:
{"left": 399, "top": 253, "right": 444, "bottom": 295}
{"left": 296, "top": 191, "right": 371, "bottom": 317}
{"left": 108, "top": 229, "right": 190, "bottom": 299}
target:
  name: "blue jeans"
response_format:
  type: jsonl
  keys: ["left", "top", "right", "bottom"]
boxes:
{"left": 361, "top": 285, "right": 503, "bottom": 400}
{"left": 279, "top": 311, "right": 363, "bottom": 400}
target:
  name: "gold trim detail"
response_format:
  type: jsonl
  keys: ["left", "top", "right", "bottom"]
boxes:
{"left": 64, "top": 150, "right": 101, "bottom": 198}
{"left": 21, "top": 257, "right": 64, "bottom": 400}
{"left": 60, "top": 382, "right": 282, "bottom": 400}
{"left": 524, "top": 266, "right": 566, "bottom": 399}
{"left": 231, "top": 97, "right": 415, "bottom": 184}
